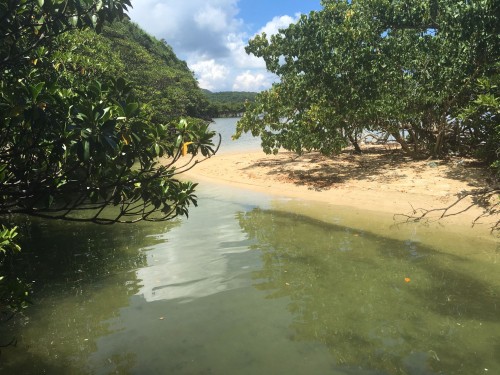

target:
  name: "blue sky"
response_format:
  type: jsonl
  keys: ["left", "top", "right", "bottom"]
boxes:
{"left": 129, "top": 0, "right": 322, "bottom": 92}
{"left": 237, "top": 0, "right": 322, "bottom": 34}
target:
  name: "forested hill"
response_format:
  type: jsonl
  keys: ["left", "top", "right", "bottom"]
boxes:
{"left": 62, "top": 19, "right": 210, "bottom": 124}
{"left": 104, "top": 20, "right": 188, "bottom": 72}
{"left": 101, "top": 20, "right": 210, "bottom": 122}
{"left": 72, "top": 20, "right": 256, "bottom": 121}
{"left": 203, "top": 90, "right": 258, "bottom": 118}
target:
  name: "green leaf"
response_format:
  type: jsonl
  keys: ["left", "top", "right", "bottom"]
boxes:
{"left": 175, "top": 135, "right": 182, "bottom": 148}
{"left": 124, "top": 102, "right": 139, "bottom": 117}
{"left": 115, "top": 77, "right": 126, "bottom": 92}
{"left": 88, "top": 81, "right": 102, "bottom": 97}
{"left": 69, "top": 16, "right": 78, "bottom": 27}
{"left": 100, "top": 107, "right": 112, "bottom": 122}
{"left": 30, "top": 82, "right": 45, "bottom": 101}
{"left": 177, "top": 119, "right": 188, "bottom": 129}
{"left": 46, "top": 194, "right": 54, "bottom": 208}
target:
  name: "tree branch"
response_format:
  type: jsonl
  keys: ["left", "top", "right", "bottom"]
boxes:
{"left": 394, "top": 188, "right": 500, "bottom": 233}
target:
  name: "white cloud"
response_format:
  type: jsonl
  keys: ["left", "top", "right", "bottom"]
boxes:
{"left": 129, "top": 0, "right": 240, "bottom": 58}
{"left": 232, "top": 71, "right": 274, "bottom": 91}
{"left": 256, "top": 14, "right": 300, "bottom": 37}
{"left": 129, "top": 1, "right": 303, "bottom": 92}
{"left": 226, "top": 33, "right": 266, "bottom": 69}
{"left": 194, "top": 5, "right": 230, "bottom": 33}
{"left": 190, "top": 59, "right": 229, "bottom": 91}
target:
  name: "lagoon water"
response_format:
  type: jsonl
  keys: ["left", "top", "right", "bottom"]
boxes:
{"left": 1, "top": 119, "right": 499, "bottom": 374}
{"left": 208, "top": 117, "right": 262, "bottom": 153}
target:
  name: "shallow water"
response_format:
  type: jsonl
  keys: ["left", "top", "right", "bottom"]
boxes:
{"left": 209, "top": 117, "right": 261, "bottom": 153}
{"left": 1, "top": 180, "right": 498, "bottom": 375}
{"left": 1, "top": 119, "right": 499, "bottom": 374}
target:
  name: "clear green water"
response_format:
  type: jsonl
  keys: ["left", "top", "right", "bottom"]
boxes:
{"left": 0, "top": 182, "right": 499, "bottom": 375}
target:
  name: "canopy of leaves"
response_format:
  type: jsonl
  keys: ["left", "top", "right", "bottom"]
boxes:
{"left": 0, "top": 0, "right": 218, "bottom": 312}
{"left": 236, "top": 0, "right": 499, "bottom": 164}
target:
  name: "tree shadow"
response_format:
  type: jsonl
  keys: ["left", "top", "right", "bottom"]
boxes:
{"left": 242, "top": 146, "right": 493, "bottom": 192}
{"left": 0, "top": 217, "right": 164, "bottom": 374}
{"left": 0, "top": 350, "right": 73, "bottom": 375}
{"left": 8, "top": 216, "right": 177, "bottom": 291}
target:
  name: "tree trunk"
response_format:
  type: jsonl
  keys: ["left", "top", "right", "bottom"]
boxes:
{"left": 433, "top": 130, "right": 444, "bottom": 158}
{"left": 391, "top": 131, "right": 420, "bottom": 159}
{"left": 348, "top": 134, "right": 362, "bottom": 154}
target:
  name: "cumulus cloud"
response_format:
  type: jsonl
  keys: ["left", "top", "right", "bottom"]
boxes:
{"left": 194, "top": 5, "right": 231, "bottom": 33}
{"left": 129, "top": 1, "right": 303, "bottom": 92}
{"left": 256, "top": 14, "right": 300, "bottom": 37}
{"left": 129, "top": 0, "right": 240, "bottom": 58}
{"left": 226, "top": 33, "right": 266, "bottom": 69}
{"left": 190, "top": 59, "right": 229, "bottom": 91}
{"left": 232, "top": 71, "right": 274, "bottom": 91}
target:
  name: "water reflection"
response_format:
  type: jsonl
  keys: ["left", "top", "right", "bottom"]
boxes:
{"left": 238, "top": 208, "right": 500, "bottom": 374}
{"left": 0, "top": 217, "right": 176, "bottom": 375}
{"left": 136, "top": 197, "right": 256, "bottom": 303}
{"left": 85, "top": 190, "right": 338, "bottom": 374}
{"left": 0, "top": 186, "right": 498, "bottom": 375}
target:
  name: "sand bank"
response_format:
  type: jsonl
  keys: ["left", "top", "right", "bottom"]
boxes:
{"left": 179, "top": 146, "right": 498, "bottom": 239}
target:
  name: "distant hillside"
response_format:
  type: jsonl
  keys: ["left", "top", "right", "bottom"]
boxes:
{"left": 101, "top": 20, "right": 210, "bottom": 122}
{"left": 203, "top": 91, "right": 258, "bottom": 117}
{"left": 63, "top": 19, "right": 210, "bottom": 124}
{"left": 66, "top": 20, "right": 254, "bottom": 121}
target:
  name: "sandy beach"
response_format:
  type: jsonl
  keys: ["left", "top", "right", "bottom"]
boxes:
{"left": 179, "top": 146, "right": 498, "bottom": 237}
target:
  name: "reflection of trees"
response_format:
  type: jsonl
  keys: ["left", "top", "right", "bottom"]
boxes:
{"left": 238, "top": 208, "right": 500, "bottom": 374}
{"left": 0, "top": 217, "right": 177, "bottom": 375}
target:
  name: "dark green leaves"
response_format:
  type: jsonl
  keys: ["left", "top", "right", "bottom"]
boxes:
{"left": 0, "top": 0, "right": 130, "bottom": 70}
{"left": 1, "top": 0, "right": 218, "bottom": 226}
{"left": 29, "top": 82, "right": 45, "bottom": 101}
{"left": 1, "top": 0, "right": 220, "bottom": 317}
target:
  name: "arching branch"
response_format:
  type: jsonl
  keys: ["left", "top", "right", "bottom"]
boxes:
{"left": 394, "top": 188, "right": 500, "bottom": 233}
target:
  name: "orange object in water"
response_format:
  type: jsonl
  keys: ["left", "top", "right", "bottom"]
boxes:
{"left": 404, "top": 277, "right": 411, "bottom": 283}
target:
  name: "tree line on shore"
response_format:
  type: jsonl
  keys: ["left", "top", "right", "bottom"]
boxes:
{"left": 235, "top": 0, "right": 499, "bottom": 173}
{"left": 203, "top": 91, "right": 258, "bottom": 118}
